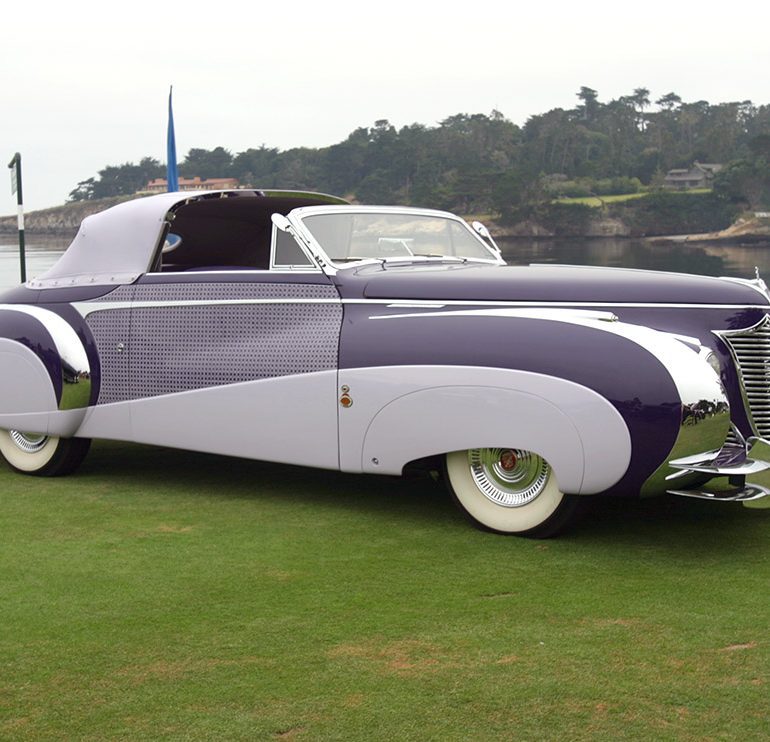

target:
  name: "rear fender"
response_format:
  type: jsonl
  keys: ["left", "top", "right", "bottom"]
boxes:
{"left": 0, "top": 306, "right": 91, "bottom": 436}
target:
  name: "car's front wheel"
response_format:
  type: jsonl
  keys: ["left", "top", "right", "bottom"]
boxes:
{"left": 0, "top": 430, "right": 91, "bottom": 476}
{"left": 445, "top": 448, "right": 581, "bottom": 538}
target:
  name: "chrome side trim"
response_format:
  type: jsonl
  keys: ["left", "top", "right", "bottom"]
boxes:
{"left": 350, "top": 300, "right": 761, "bottom": 309}
{"left": 150, "top": 269, "right": 324, "bottom": 276}
{"left": 72, "top": 296, "right": 768, "bottom": 315}
{"left": 71, "top": 297, "right": 343, "bottom": 318}
{"left": 370, "top": 307, "right": 621, "bottom": 323}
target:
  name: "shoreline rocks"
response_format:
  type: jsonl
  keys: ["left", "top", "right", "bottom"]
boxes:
{"left": 0, "top": 196, "right": 132, "bottom": 237}
{"left": 2, "top": 199, "right": 769, "bottom": 245}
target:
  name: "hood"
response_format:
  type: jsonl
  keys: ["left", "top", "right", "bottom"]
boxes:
{"left": 335, "top": 263, "right": 769, "bottom": 306}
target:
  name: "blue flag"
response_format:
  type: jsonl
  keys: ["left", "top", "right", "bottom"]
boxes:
{"left": 167, "top": 86, "right": 179, "bottom": 192}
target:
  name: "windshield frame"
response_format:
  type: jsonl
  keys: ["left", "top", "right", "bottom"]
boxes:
{"left": 284, "top": 205, "right": 504, "bottom": 273}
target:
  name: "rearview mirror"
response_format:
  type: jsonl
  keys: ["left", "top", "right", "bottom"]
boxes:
{"left": 472, "top": 221, "right": 491, "bottom": 239}
{"left": 471, "top": 220, "right": 501, "bottom": 254}
{"left": 271, "top": 213, "right": 292, "bottom": 232}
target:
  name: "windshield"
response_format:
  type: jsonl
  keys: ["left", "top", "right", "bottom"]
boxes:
{"left": 299, "top": 212, "right": 497, "bottom": 264}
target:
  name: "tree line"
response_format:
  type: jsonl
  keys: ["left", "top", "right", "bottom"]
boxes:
{"left": 68, "top": 88, "right": 770, "bottom": 220}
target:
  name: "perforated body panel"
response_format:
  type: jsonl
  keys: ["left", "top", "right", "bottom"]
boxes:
{"left": 86, "top": 308, "right": 132, "bottom": 404}
{"left": 84, "top": 281, "right": 342, "bottom": 404}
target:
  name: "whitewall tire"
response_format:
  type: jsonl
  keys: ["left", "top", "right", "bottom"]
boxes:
{"left": 0, "top": 430, "right": 91, "bottom": 476}
{"left": 445, "top": 448, "right": 581, "bottom": 538}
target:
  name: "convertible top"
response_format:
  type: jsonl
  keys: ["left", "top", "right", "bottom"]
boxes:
{"left": 31, "top": 189, "right": 346, "bottom": 288}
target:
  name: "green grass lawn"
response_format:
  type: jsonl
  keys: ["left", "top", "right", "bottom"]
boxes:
{"left": 1, "top": 441, "right": 768, "bottom": 740}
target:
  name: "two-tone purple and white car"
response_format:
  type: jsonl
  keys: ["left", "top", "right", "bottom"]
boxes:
{"left": 1, "top": 189, "right": 769, "bottom": 537}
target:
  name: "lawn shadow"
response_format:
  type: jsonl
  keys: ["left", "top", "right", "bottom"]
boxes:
{"left": 81, "top": 440, "right": 456, "bottom": 527}
{"left": 79, "top": 440, "right": 769, "bottom": 550}
{"left": 569, "top": 491, "right": 769, "bottom": 558}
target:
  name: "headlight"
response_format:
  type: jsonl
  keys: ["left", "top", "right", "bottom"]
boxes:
{"left": 704, "top": 351, "right": 722, "bottom": 378}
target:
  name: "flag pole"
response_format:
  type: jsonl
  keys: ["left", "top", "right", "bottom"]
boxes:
{"left": 7, "top": 152, "right": 26, "bottom": 283}
{"left": 167, "top": 86, "right": 179, "bottom": 192}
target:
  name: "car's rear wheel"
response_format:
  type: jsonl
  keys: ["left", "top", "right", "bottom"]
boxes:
{"left": 444, "top": 448, "right": 581, "bottom": 538}
{"left": 0, "top": 430, "right": 91, "bottom": 476}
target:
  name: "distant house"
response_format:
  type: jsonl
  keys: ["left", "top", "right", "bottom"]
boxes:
{"left": 144, "top": 176, "right": 240, "bottom": 193}
{"left": 663, "top": 162, "right": 723, "bottom": 190}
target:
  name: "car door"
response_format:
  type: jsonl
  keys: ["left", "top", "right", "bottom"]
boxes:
{"left": 124, "top": 267, "right": 343, "bottom": 469}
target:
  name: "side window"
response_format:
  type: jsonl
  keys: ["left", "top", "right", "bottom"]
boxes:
{"left": 272, "top": 225, "right": 314, "bottom": 268}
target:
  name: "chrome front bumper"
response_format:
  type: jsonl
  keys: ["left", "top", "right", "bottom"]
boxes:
{"left": 666, "top": 427, "right": 770, "bottom": 503}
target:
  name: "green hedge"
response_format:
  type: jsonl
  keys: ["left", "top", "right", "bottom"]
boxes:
{"left": 504, "top": 190, "right": 739, "bottom": 236}
{"left": 608, "top": 190, "right": 739, "bottom": 236}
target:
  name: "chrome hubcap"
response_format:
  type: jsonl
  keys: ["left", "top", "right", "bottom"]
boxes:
{"left": 468, "top": 448, "right": 550, "bottom": 507}
{"left": 9, "top": 430, "right": 49, "bottom": 454}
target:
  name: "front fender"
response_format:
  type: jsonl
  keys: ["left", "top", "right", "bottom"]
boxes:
{"left": 339, "top": 365, "right": 631, "bottom": 494}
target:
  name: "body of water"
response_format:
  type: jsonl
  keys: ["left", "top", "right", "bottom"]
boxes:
{"left": 0, "top": 235, "right": 71, "bottom": 289}
{"left": 2, "top": 234, "right": 770, "bottom": 291}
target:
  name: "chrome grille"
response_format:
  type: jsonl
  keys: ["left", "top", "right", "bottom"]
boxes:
{"left": 720, "top": 315, "right": 770, "bottom": 438}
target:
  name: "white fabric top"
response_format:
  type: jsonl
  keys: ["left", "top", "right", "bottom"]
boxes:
{"left": 31, "top": 192, "right": 202, "bottom": 288}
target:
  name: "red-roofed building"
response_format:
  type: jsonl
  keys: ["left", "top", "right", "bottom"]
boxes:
{"left": 144, "top": 176, "right": 240, "bottom": 193}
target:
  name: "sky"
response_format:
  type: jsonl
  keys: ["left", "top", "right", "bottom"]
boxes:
{"left": 2, "top": 0, "right": 769, "bottom": 212}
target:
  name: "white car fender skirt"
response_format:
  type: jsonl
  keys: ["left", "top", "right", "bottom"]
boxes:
{"left": 0, "top": 338, "right": 58, "bottom": 415}
{"left": 338, "top": 365, "right": 631, "bottom": 494}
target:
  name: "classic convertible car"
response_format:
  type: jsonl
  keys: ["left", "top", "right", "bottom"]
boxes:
{"left": 1, "top": 189, "right": 769, "bottom": 537}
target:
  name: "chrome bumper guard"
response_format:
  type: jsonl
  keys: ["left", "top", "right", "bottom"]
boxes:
{"left": 666, "top": 427, "right": 770, "bottom": 502}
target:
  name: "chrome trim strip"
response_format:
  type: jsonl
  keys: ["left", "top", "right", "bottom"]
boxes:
{"left": 151, "top": 269, "right": 324, "bottom": 276}
{"left": 350, "top": 299, "right": 766, "bottom": 309}
{"left": 72, "top": 297, "right": 769, "bottom": 318}
{"left": 386, "top": 303, "right": 446, "bottom": 309}
{"left": 71, "top": 297, "right": 343, "bottom": 318}
{"left": 369, "top": 307, "right": 622, "bottom": 324}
